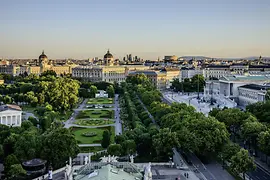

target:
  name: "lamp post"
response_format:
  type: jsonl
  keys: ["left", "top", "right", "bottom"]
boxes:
{"left": 197, "top": 74, "right": 200, "bottom": 100}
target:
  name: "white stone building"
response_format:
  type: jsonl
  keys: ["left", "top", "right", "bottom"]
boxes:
{"left": 179, "top": 68, "right": 203, "bottom": 81}
{"left": 204, "top": 75, "right": 270, "bottom": 107}
{"left": 0, "top": 104, "right": 22, "bottom": 127}
{"left": 238, "top": 84, "right": 270, "bottom": 107}
{"left": 203, "top": 65, "right": 231, "bottom": 80}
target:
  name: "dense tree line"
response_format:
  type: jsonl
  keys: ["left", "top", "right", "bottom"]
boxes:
{"left": 171, "top": 74, "right": 205, "bottom": 92}
{"left": 106, "top": 80, "right": 159, "bottom": 161}
{"left": 117, "top": 74, "right": 255, "bottom": 178}
{"left": 0, "top": 122, "right": 79, "bottom": 179}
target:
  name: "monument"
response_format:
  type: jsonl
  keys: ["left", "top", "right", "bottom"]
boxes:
{"left": 144, "top": 162, "right": 152, "bottom": 180}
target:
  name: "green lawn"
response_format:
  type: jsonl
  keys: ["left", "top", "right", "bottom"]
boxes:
{"left": 80, "top": 146, "right": 105, "bottom": 153}
{"left": 72, "top": 126, "right": 115, "bottom": 144}
{"left": 87, "top": 98, "right": 113, "bottom": 104}
{"left": 76, "top": 110, "right": 114, "bottom": 119}
{"left": 75, "top": 119, "right": 114, "bottom": 126}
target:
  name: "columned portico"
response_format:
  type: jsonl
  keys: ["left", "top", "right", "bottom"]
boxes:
{"left": 0, "top": 104, "right": 22, "bottom": 127}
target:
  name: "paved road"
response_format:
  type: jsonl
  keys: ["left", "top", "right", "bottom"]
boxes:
{"left": 78, "top": 144, "right": 101, "bottom": 147}
{"left": 64, "top": 99, "right": 87, "bottom": 128}
{"left": 247, "top": 164, "right": 270, "bottom": 180}
{"left": 64, "top": 96, "right": 123, "bottom": 136}
{"left": 162, "top": 92, "right": 235, "bottom": 180}
{"left": 22, "top": 112, "right": 38, "bottom": 121}
{"left": 114, "top": 94, "right": 122, "bottom": 135}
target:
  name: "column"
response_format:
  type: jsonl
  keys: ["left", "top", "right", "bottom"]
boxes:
{"left": 8, "top": 116, "right": 11, "bottom": 126}
{"left": 12, "top": 116, "right": 16, "bottom": 125}
{"left": 0, "top": 116, "right": 2, "bottom": 124}
{"left": 17, "top": 115, "right": 21, "bottom": 126}
{"left": 2, "top": 116, "right": 6, "bottom": 125}
{"left": 227, "top": 83, "right": 230, "bottom": 96}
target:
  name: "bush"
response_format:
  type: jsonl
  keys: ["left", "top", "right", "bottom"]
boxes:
{"left": 82, "top": 132, "right": 97, "bottom": 137}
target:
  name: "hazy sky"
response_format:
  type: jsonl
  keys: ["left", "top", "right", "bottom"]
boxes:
{"left": 1, "top": 0, "right": 270, "bottom": 59}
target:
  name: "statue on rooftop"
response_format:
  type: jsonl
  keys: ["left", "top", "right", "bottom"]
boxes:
{"left": 144, "top": 162, "right": 152, "bottom": 180}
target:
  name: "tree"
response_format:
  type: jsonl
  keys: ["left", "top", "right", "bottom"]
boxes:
{"left": 3, "top": 134, "right": 19, "bottom": 157}
{"left": 4, "top": 154, "right": 20, "bottom": 173}
{"left": 107, "top": 144, "right": 122, "bottom": 156}
{"left": 41, "top": 128, "right": 79, "bottom": 169}
{"left": 28, "top": 116, "right": 38, "bottom": 126}
{"left": 21, "top": 120, "right": 33, "bottom": 130}
{"left": 153, "top": 128, "right": 179, "bottom": 159}
{"left": 230, "top": 149, "right": 256, "bottom": 180}
{"left": 39, "top": 77, "right": 80, "bottom": 112}
{"left": 7, "top": 164, "right": 26, "bottom": 179}
{"left": 14, "top": 130, "right": 41, "bottom": 161}
{"left": 141, "top": 90, "right": 161, "bottom": 106}
{"left": 220, "top": 142, "right": 241, "bottom": 163}
{"left": 137, "top": 133, "right": 152, "bottom": 156}
{"left": 3, "top": 95, "right": 12, "bottom": 104}
{"left": 246, "top": 101, "right": 270, "bottom": 123}
{"left": 215, "top": 108, "right": 250, "bottom": 141}
{"left": 191, "top": 74, "right": 205, "bottom": 92}
{"left": 174, "top": 116, "right": 229, "bottom": 156}
{"left": 19, "top": 83, "right": 33, "bottom": 94}
{"left": 89, "top": 85, "right": 98, "bottom": 98}
{"left": 106, "top": 85, "right": 115, "bottom": 98}
{"left": 209, "top": 108, "right": 221, "bottom": 117}
{"left": 126, "top": 74, "right": 151, "bottom": 87}
{"left": 115, "top": 134, "right": 128, "bottom": 144}
{"left": 0, "top": 124, "right": 10, "bottom": 144}
{"left": 0, "top": 144, "right": 4, "bottom": 160}
{"left": 122, "top": 140, "right": 136, "bottom": 155}
{"left": 258, "top": 130, "right": 270, "bottom": 162}
{"left": 101, "top": 130, "right": 111, "bottom": 148}
{"left": 241, "top": 119, "right": 266, "bottom": 153}
{"left": 40, "top": 70, "right": 57, "bottom": 77}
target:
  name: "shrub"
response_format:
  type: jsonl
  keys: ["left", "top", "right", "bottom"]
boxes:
{"left": 82, "top": 132, "right": 97, "bottom": 137}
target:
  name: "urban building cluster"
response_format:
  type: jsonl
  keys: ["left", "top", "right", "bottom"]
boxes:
{"left": 1, "top": 52, "right": 270, "bottom": 107}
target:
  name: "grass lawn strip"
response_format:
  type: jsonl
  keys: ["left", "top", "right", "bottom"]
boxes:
{"left": 76, "top": 110, "right": 114, "bottom": 119}
{"left": 86, "top": 98, "right": 113, "bottom": 104}
{"left": 72, "top": 126, "right": 115, "bottom": 144}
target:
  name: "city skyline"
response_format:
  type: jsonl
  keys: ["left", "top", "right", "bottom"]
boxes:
{"left": 1, "top": 0, "right": 270, "bottom": 59}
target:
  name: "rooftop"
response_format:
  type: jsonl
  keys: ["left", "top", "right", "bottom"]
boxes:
{"left": 22, "top": 158, "right": 47, "bottom": 167}
{"left": 74, "top": 162, "right": 143, "bottom": 180}
{"left": 129, "top": 70, "right": 158, "bottom": 76}
{"left": 0, "top": 104, "right": 22, "bottom": 112}
{"left": 220, "top": 75, "right": 270, "bottom": 82}
{"left": 239, "top": 84, "right": 270, "bottom": 91}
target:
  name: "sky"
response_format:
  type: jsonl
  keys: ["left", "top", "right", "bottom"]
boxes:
{"left": 1, "top": 0, "right": 270, "bottom": 60}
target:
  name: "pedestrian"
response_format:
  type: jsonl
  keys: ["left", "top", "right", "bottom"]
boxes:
{"left": 187, "top": 173, "right": 189, "bottom": 178}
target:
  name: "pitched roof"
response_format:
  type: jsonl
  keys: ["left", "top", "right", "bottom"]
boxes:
{"left": 0, "top": 104, "right": 22, "bottom": 112}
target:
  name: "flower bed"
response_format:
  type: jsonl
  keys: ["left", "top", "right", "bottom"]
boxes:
{"left": 82, "top": 132, "right": 97, "bottom": 137}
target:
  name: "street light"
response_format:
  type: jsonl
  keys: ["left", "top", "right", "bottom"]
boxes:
{"left": 197, "top": 74, "right": 200, "bottom": 100}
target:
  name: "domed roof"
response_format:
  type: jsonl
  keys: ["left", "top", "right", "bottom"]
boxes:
{"left": 170, "top": 55, "right": 178, "bottom": 61}
{"left": 39, "top": 50, "right": 47, "bottom": 59}
{"left": 104, "top": 49, "right": 113, "bottom": 59}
